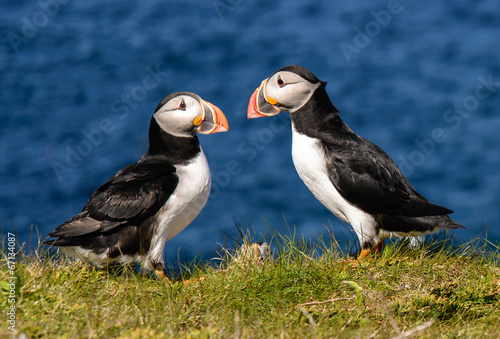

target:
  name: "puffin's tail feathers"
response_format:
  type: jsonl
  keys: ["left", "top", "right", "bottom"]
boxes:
{"left": 379, "top": 214, "right": 466, "bottom": 235}
{"left": 47, "top": 213, "right": 125, "bottom": 239}
{"left": 41, "top": 237, "right": 83, "bottom": 247}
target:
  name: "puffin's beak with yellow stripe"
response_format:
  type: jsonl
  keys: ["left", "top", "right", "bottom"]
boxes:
{"left": 247, "top": 79, "right": 281, "bottom": 119}
{"left": 198, "top": 99, "right": 229, "bottom": 133}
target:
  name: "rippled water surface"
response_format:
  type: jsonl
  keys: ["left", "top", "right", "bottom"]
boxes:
{"left": 1, "top": 0, "right": 499, "bottom": 260}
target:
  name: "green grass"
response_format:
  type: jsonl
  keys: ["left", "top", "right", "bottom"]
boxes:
{"left": 1, "top": 227, "right": 499, "bottom": 338}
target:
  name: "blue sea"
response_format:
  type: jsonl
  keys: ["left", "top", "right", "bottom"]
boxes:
{"left": 1, "top": 0, "right": 499, "bottom": 262}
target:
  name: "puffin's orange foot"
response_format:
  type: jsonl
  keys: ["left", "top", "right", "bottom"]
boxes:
{"left": 338, "top": 242, "right": 383, "bottom": 269}
{"left": 339, "top": 259, "right": 358, "bottom": 269}
{"left": 155, "top": 269, "right": 173, "bottom": 285}
{"left": 182, "top": 277, "right": 205, "bottom": 285}
{"left": 154, "top": 269, "right": 205, "bottom": 286}
{"left": 358, "top": 241, "right": 383, "bottom": 260}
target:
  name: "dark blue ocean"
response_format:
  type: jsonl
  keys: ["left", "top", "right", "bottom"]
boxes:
{"left": 1, "top": 0, "right": 499, "bottom": 262}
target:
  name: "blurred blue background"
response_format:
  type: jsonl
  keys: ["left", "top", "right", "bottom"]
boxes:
{"left": 1, "top": 0, "right": 499, "bottom": 262}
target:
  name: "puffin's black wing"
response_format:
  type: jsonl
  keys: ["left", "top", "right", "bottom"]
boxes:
{"left": 47, "top": 157, "right": 178, "bottom": 238}
{"left": 322, "top": 138, "right": 453, "bottom": 217}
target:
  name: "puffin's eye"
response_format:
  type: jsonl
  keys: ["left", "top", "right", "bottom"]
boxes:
{"left": 178, "top": 100, "right": 186, "bottom": 110}
{"left": 277, "top": 77, "right": 286, "bottom": 87}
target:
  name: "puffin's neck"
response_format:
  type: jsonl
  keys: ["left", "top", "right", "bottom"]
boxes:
{"left": 145, "top": 117, "right": 201, "bottom": 164}
{"left": 291, "top": 86, "right": 353, "bottom": 140}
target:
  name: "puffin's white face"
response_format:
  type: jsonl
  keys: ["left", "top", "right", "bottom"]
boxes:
{"left": 266, "top": 71, "right": 321, "bottom": 112}
{"left": 154, "top": 94, "right": 228, "bottom": 137}
{"left": 247, "top": 71, "right": 321, "bottom": 118}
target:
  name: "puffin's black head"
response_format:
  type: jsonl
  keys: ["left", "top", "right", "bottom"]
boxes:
{"left": 247, "top": 65, "right": 332, "bottom": 119}
{"left": 153, "top": 91, "right": 228, "bottom": 137}
{"left": 274, "top": 65, "right": 322, "bottom": 84}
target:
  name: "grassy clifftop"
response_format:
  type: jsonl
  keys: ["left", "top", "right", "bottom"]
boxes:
{"left": 1, "top": 232, "right": 499, "bottom": 338}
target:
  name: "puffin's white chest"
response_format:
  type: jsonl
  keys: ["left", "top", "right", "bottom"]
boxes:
{"left": 148, "top": 149, "right": 211, "bottom": 261}
{"left": 291, "top": 126, "right": 359, "bottom": 224}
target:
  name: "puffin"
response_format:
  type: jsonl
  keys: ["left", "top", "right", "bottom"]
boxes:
{"left": 247, "top": 65, "right": 465, "bottom": 258}
{"left": 43, "top": 92, "right": 228, "bottom": 279}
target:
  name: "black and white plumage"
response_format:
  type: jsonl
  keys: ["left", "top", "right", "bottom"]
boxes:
{"left": 247, "top": 65, "right": 465, "bottom": 257}
{"left": 43, "top": 92, "right": 228, "bottom": 274}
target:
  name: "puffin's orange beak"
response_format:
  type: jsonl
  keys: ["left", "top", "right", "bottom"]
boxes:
{"left": 199, "top": 100, "right": 229, "bottom": 134}
{"left": 247, "top": 79, "right": 280, "bottom": 119}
